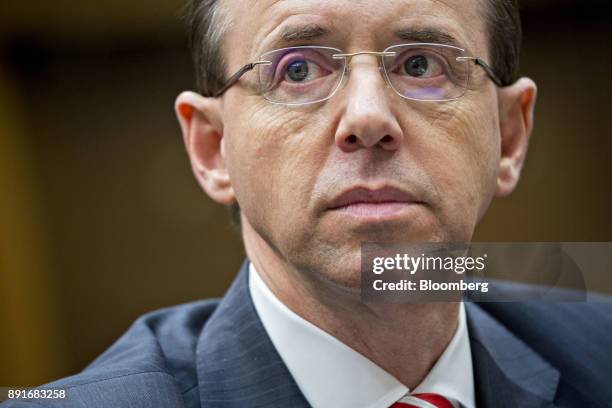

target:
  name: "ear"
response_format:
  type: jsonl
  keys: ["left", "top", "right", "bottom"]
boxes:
{"left": 175, "top": 91, "right": 235, "bottom": 204}
{"left": 495, "top": 77, "right": 538, "bottom": 197}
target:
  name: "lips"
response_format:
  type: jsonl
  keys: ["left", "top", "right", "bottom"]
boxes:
{"left": 327, "top": 186, "right": 421, "bottom": 211}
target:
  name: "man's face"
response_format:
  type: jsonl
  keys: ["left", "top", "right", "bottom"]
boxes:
{"left": 215, "top": 0, "right": 503, "bottom": 286}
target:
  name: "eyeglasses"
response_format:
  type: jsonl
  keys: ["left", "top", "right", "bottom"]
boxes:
{"left": 213, "top": 43, "right": 504, "bottom": 106}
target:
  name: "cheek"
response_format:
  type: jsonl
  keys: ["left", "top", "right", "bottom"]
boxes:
{"left": 415, "top": 101, "right": 500, "bottom": 236}
{"left": 222, "top": 103, "right": 327, "bottom": 241}
{"left": 449, "top": 104, "right": 499, "bottom": 190}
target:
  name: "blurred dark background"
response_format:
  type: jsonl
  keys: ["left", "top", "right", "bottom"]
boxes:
{"left": 1, "top": 0, "right": 611, "bottom": 387}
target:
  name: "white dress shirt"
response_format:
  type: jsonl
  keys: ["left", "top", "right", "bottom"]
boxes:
{"left": 249, "top": 262, "right": 476, "bottom": 408}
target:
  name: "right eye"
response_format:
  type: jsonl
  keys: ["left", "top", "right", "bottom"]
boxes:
{"left": 273, "top": 51, "right": 332, "bottom": 85}
{"left": 284, "top": 60, "right": 311, "bottom": 82}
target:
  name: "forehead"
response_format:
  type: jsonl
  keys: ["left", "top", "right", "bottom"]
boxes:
{"left": 222, "top": 0, "right": 488, "bottom": 60}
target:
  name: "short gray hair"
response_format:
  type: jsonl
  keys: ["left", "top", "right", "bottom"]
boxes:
{"left": 189, "top": 0, "right": 232, "bottom": 96}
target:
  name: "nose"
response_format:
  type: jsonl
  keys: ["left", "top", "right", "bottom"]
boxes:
{"left": 334, "top": 61, "right": 404, "bottom": 153}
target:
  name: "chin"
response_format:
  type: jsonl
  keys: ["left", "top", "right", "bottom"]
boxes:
{"left": 291, "top": 218, "right": 458, "bottom": 294}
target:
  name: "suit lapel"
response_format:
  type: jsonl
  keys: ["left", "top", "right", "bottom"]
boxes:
{"left": 465, "top": 302, "right": 560, "bottom": 408}
{"left": 195, "top": 260, "right": 309, "bottom": 408}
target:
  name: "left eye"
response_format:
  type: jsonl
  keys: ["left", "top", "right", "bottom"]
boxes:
{"left": 397, "top": 53, "right": 445, "bottom": 78}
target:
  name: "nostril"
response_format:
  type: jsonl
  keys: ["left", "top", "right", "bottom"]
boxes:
{"left": 346, "top": 135, "right": 358, "bottom": 144}
{"left": 380, "top": 135, "right": 393, "bottom": 144}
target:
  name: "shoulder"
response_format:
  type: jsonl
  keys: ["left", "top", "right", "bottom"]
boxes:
{"left": 1, "top": 299, "right": 220, "bottom": 408}
{"left": 476, "top": 287, "right": 612, "bottom": 350}
{"left": 474, "top": 280, "right": 612, "bottom": 349}
{"left": 473, "top": 283, "right": 612, "bottom": 396}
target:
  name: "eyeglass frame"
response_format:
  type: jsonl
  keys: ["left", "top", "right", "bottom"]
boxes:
{"left": 211, "top": 43, "right": 505, "bottom": 104}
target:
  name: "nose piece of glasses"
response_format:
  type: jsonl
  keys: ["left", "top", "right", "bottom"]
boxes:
{"left": 331, "top": 51, "right": 397, "bottom": 79}
{"left": 336, "top": 58, "right": 393, "bottom": 90}
{"left": 343, "top": 67, "right": 392, "bottom": 90}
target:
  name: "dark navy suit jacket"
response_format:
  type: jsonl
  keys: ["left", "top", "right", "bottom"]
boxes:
{"left": 3, "top": 260, "right": 612, "bottom": 407}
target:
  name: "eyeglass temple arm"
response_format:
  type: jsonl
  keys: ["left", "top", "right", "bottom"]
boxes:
{"left": 472, "top": 58, "right": 505, "bottom": 88}
{"left": 213, "top": 61, "right": 270, "bottom": 98}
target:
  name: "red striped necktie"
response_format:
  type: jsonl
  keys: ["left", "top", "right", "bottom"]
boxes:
{"left": 391, "top": 393, "right": 458, "bottom": 408}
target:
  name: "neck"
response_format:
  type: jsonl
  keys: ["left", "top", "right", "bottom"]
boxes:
{"left": 242, "top": 219, "right": 459, "bottom": 389}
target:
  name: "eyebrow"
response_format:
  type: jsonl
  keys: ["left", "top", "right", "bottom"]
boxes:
{"left": 393, "top": 28, "right": 460, "bottom": 47}
{"left": 280, "top": 23, "right": 330, "bottom": 42}
{"left": 270, "top": 24, "right": 461, "bottom": 49}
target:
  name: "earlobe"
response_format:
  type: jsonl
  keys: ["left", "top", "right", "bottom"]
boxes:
{"left": 174, "top": 91, "right": 236, "bottom": 204}
{"left": 495, "top": 78, "right": 537, "bottom": 197}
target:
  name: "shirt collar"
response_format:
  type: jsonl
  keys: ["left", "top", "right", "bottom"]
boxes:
{"left": 249, "top": 262, "right": 475, "bottom": 408}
